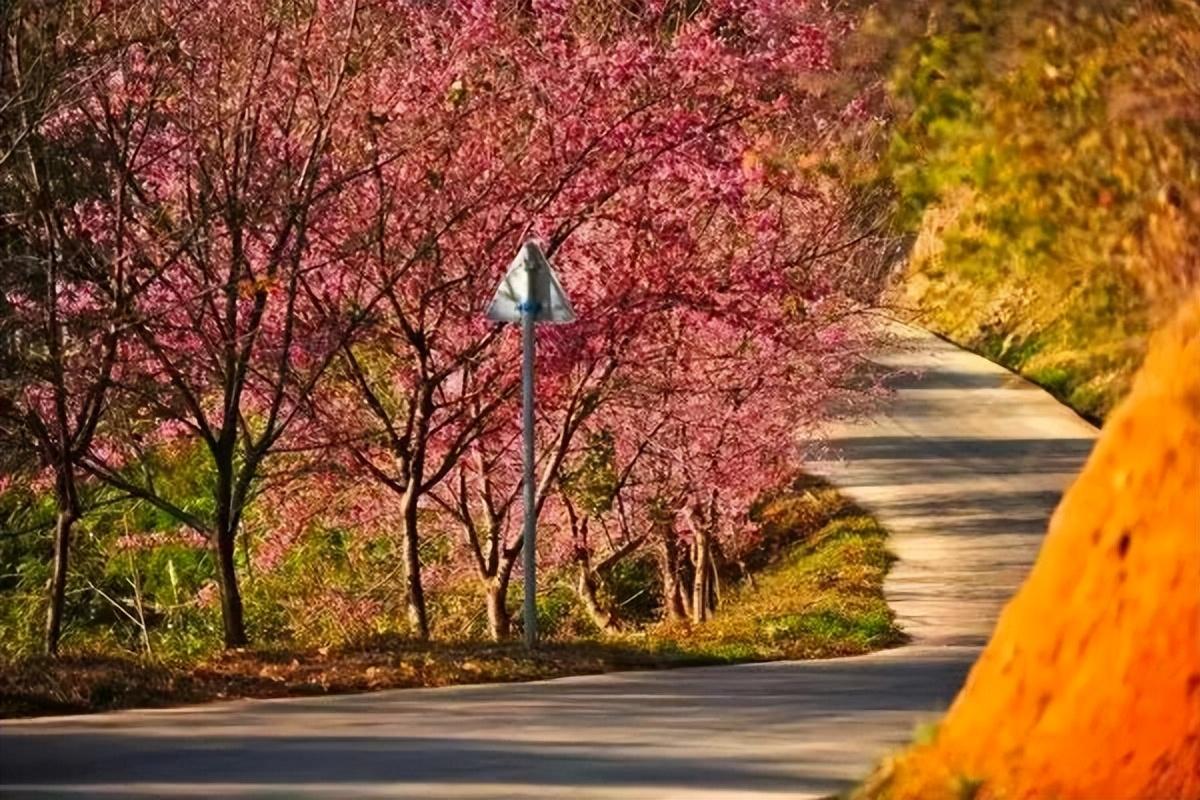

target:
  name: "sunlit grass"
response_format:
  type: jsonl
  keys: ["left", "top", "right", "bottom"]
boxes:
{"left": 652, "top": 513, "right": 904, "bottom": 662}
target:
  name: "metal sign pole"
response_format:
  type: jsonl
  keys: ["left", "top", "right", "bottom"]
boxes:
{"left": 520, "top": 297, "right": 538, "bottom": 648}
{"left": 485, "top": 240, "right": 575, "bottom": 649}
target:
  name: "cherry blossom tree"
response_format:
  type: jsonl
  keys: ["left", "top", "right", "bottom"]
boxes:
{"left": 540, "top": 201, "right": 884, "bottom": 630}
{"left": 330, "top": 0, "right": 893, "bottom": 640}
{"left": 4, "top": 0, "right": 893, "bottom": 653}
{"left": 74, "top": 0, "right": 395, "bottom": 647}
{"left": 298, "top": 0, "right": 856, "bottom": 639}
{"left": 622, "top": 319, "right": 859, "bottom": 624}
{"left": 0, "top": 0, "right": 170, "bottom": 654}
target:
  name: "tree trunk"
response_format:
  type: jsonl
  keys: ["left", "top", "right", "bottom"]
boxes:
{"left": 659, "top": 530, "right": 687, "bottom": 621}
{"left": 400, "top": 482, "right": 430, "bottom": 640}
{"left": 680, "top": 557, "right": 695, "bottom": 620}
{"left": 707, "top": 539, "right": 722, "bottom": 614}
{"left": 666, "top": 578, "right": 688, "bottom": 620}
{"left": 213, "top": 462, "right": 248, "bottom": 648}
{"left": 691, "top": 528, "right": 711, "bottom": 624}
{"left": 576, "top": 567, "right": 620, "bottom": 634}
{"left": 44, "top": 508, "right": 76, "bottom": 656}
{"left": 214, "top": 524, "right": 248, "bottom": 648}
{"left": 485, "top": 573, "right": 511, "bottom": 641}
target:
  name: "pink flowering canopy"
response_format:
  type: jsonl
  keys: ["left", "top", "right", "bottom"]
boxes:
{"left": 9, "top": 0, "right": 891, "bottom": 642}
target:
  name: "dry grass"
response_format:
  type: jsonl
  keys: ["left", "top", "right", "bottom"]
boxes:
{"left": 0, "top": 639, "right": 714, "bottom": 718}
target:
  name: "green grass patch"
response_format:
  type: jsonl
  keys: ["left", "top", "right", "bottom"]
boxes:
{"left": 650, "top": 512, "right": 905, "bottom": 662}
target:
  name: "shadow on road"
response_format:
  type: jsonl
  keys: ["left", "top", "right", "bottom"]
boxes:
{"left": 1, "top": 651, "right": 974, "bottom": 797}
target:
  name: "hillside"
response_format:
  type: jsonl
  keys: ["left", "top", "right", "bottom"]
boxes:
{"left": 868, "top": 0, "right": 1199, "bottom": 420}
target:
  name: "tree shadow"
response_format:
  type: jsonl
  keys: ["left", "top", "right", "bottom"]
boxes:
{"left": 0, "top": 651, "right": 975, "bottom": 797}
{"left": 822, "top": 437, "right": 1096, "bottom": 486}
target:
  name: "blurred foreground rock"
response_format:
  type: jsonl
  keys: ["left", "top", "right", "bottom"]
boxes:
{"left": 858, "top": 297, "right": 1200, "bottom": 800}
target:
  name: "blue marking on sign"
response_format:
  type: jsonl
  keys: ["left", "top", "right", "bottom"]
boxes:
{"left": 518, "top": 300, "right": 542, "bottom": 314}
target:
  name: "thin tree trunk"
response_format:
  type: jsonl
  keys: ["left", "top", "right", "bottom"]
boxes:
{"left": 576, "top": 567, "right": 620, "bottom": 634}
{"left": 666, "top": 579, "right": 687, "bottom": 620}
{"left": 659, "top": 530, "right": 687, "bottom": 621}
{"left": 691, "top": 528, "right": 711, "bottom": 624}
{"left": 44, "top": 507, "right": 76, "bottom": 656}
{"left": 214, "top": 524, "right": 248, "bottom": 648}
{"left": 680, "top": 556, "right": 695, "bottom": 620}
{"left": 485, "top": 572, "right": 512, "bottom": 641}
{"left": 213, "top": 462, "right": 248, "bottom": 648}
{"left": 707, "top": 540, "right": 722, "bottom": 614}
{"left": 400, "top": 482, "right": 430, "bottom": 640}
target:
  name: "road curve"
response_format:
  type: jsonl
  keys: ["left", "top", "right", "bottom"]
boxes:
{"left": 0, "top": 324, "right": 1098, "bottom": 799}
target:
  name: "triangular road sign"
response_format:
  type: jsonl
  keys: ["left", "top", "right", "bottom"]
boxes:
{"left": 486, "top": 241, "right": 576, "bottom": 324}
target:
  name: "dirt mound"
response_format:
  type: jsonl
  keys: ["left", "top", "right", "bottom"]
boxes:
{"left": 859, "top": 297, "right": 1200, "bottom": 800}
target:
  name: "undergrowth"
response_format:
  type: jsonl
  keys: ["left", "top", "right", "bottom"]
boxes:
{"left": 1, "top": 477, "right": 904, "bottom": 718}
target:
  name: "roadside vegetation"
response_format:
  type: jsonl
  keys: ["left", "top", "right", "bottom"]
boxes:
{"left": 866, "top": 0, "right": 1199, "bottom": 420}
{"left": 2, "top": 0, "right": 903, "bottom": 680}
{"left": 1, "top": 476, "right": 901, "bottom": 717}
{"left": 657, "top": 508, "right": 899, "bottom": 663}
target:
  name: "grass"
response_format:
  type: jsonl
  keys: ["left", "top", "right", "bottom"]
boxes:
{"left": 900, "top": 269, "right": 1140, "bottom": 424}
{"left": 0, "top": 477, "right": 904, "bottom": 718}
{"left": 654, "top": 513, "right": 905, "bottom": 661}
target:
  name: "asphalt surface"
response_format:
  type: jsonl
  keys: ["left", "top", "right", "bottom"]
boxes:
{"left": 0, "top": 323, "right": 1099, "bottom": 799}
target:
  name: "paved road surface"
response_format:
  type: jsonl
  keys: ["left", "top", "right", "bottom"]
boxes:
{"left": 0, "top": 324, "right": 1098, "bottom": 799}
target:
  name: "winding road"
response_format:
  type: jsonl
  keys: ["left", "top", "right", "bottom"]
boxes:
{"left": 0, "top": 324, "right": 1099, "bottom": 799}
